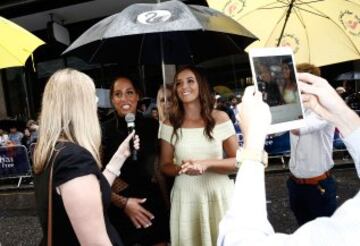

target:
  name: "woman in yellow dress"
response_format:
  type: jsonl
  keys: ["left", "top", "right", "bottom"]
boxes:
{"left": 281, "top": 60, "right": 299, "bottom": 104}
{"left": 159, "top": 66, "right": 239, "bottom": 246}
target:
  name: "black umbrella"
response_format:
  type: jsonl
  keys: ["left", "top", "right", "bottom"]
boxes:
{"left": 62, "top": 0, "right": 257, "bottom": 65}
{"left": 336, "top": 71, "right": 360, "bottom": 81}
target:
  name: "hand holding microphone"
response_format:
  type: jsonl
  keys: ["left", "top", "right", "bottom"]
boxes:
{"left": 125, "top": 113, "right": 138, "bottom": 161}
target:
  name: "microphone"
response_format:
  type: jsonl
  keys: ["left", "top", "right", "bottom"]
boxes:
{"left": 125, "top": 113, "right": 138, "bottom": 161}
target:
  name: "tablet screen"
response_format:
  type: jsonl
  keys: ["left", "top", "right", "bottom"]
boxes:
{"left": 249, "top": 48, "right": 305, "bottom": 133}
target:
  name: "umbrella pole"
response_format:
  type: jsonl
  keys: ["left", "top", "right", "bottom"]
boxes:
{"left": 277, "top": 0, "right": 295, "bottom": 46}
{"left": 160, "top": 33, "right": 168, "bottom": 107}
{"left": 22, "top": 71, "right": 31, "bottom": 119}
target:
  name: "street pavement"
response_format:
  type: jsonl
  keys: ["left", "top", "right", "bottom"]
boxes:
{"left": 0, "top": 165, "right": 359, "bottom": 245}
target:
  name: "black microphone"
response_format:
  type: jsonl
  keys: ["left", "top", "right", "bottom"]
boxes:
{"left": 125, "top": 113, "right": 138, "bottom": 161}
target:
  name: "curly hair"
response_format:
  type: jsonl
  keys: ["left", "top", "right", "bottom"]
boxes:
{"left": 296, "top": 63, "right": 321, "bottom": 76}
{"left": 169, "top": 65, "right": 215, "bottom": 142}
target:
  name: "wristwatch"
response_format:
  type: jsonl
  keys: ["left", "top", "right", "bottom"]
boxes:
{"left": 236, "top": 147, "right": 268, "bottom": 169}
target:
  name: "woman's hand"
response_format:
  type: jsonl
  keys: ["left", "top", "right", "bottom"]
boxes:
{"left": 124, "top": 197, "right": 155, "bottom": 229}
{"left": 103, "top": 131, "right": 140, "bottom": 184}
{"left": 237, "top": 86, "right": 271, "bottom": 152}
{"left": 298, "top": 72, "right": 360, "bottom": 138}
{"left": 298, "top": 73, "right": 347, "bottom": 123}
{"left": 108, "top": 131, "right": 139, "bottom": 168}
{"left": 114, "top": 130, "right": 140, "bottom": 160}
{"left": 179, "top": 160, "right": 207, "bottom": 176}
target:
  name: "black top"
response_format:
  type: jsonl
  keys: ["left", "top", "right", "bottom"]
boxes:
{"left": 258, "top": 80, "right": 284, "bottom": 106}
{"left": 102, "top": 113, "right": 159, "bottom": 186}
{"left": 102, "top": 113, "right": 170, "bottom": 245}
{"left": 34, "top": 142, "right": 123, "bottom": 246}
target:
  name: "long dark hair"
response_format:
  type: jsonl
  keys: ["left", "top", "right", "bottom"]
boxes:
{"left": 169, "top": 65, "right": 215, "bottom": 142}
{"left": 282, "top": 59, "right": 296, "bottom": 85}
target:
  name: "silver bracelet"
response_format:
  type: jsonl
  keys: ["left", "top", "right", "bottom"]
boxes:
{"left": 105, "top": 165, "right": 121, "bottom": 177}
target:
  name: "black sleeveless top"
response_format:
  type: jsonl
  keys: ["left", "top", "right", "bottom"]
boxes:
{"left": 34, "top": 142, "right": 123, "bottom": 245}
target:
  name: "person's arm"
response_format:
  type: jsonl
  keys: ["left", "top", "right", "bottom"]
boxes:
{"left": 160, "top": 139, "right": 180, "bottom": 176}
{"left": 153, "top": 155, "right": 171, "bottom": 209}
{"left": 298, "top": 73, "right": 360, "bottom": 137}
{"left": 218, "top": 86, "right": 279, "bottom": 245}
{"left": 59, "top": 175, "right": 112, "bottom": 245}
{"left": 298, "top": 72, "right": 360, "bottom": 173}
{"left": 219, "top": 85, "right": 357, "bottom": 246}
{"left": 342, "top": 128, "right": 360, "bottom": 176}
{"left": 221, "top": 73, "right": 360, "bottom": 245}
{"left": 102, "top": 132, "right": 139, "bottom": 185}
{"left": 110, "top": 177, "right": 155, "bottom": 229}
{"left": 301, "top": 112, "right": 329, "bottom": 134}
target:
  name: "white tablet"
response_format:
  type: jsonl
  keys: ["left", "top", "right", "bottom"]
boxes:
{"left": 248, "top": 47, "right": 305, "bottom": 134}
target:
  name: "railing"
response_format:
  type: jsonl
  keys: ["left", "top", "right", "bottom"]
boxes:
{"left": 237, "top": 130, "right": 350, "bottom": 168}
{"left": 0, "top": 145, "right": 32, "bottom": 187}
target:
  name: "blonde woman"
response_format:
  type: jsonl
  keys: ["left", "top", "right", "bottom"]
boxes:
{"left": 33, "top": 68, "right": 138, "bottom": 246}
{"left": 156, "top": 84, "right": 173, "bottom": 123}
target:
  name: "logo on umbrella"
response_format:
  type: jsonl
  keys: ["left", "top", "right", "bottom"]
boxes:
{"left": 276, "top": 33, "right": 300, "bottom": 54}
{"left": 137, "top": 10, "right": 172, "bottom": 25}
{"left": 223, "top": 0, "right": 245, "bottom": 17}
{"left": 339, "top": 10, "right": 360, "bottom": 36}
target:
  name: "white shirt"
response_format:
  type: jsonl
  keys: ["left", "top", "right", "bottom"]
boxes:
{"left": 289, "top": 110, "right": 335, "bottom": 178}
{"left": 0, "top": 134, "right": 8, "bottom": 146}
{"left": 343, "top": 128, "right": 360, "bottom": 177}
{"left": 218, "top": 127, "right": 360, "bottom": 246}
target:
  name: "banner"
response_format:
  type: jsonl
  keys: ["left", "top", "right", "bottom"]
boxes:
{"left": 0, "top": 145, "right": 31, "bottom": 177}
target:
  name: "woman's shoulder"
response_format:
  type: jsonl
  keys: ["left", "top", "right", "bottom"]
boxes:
{"left": 55, "top": 142, "right": 96, "bottom": 168}
{"left": 58, "top": 141, "right": 90, "bottom": 155}
{"left": 53, "top": 142, "right": 99, "bottom": 186}
{"left": 212, "top": 109, "right": 230, "bottom": 125}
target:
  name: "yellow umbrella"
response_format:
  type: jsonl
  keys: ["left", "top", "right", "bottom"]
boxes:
{"left": 0, "top": 16, "right": 45, "bottom": 69}
{"left": 214, "top": 85, "right": 233, "bottom": 97}
{"left": 208, "top": 0, "right": 360, "bottom": 67}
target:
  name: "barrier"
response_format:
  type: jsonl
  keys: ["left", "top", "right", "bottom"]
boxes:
{"left": 0, "top": 145, "right": 32, "bottom": 187}
{"left": 237, "top": 129, "right": 350, "bottom": 167}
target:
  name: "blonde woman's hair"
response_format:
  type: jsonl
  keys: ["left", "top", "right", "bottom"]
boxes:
{"left": 156, "top": 84, "right": 172, "bottom": 122}
{"left": 33, "top": 68, "right": 101, "bottom": 174}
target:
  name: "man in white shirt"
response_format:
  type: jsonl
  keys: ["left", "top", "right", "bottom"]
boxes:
{"left": 218, "top": 73, "right": 360, "bottom": 246}
{"left": 288, "top": 108, "right": 336, "bottom": 225}
{"left": 288, "top": 63, "right": 336, "bottom": 225}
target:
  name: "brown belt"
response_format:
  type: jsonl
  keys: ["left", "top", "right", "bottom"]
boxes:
{"left": 290, "top": 171, "right": 331, "bottom": 185}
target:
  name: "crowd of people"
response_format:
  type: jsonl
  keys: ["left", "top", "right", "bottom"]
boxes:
{"left": 2, "top": 62, "right": 356, "bottom": 246}
{"left": 0, "top": 120, "right": 38, "bottom": 148}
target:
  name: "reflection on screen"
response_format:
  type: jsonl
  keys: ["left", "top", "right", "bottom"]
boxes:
{"left": 253, "top": 55, "right": 303, "bottom": 124}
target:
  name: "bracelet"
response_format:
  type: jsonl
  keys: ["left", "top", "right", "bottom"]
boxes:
{"left": 105, "top": 165, "right": 121, "bottom": 177}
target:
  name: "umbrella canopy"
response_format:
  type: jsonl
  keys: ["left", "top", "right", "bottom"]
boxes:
{"left": 208, "top": 0, "right": 360, "bottom": 67}
{"left": 336, "top": 71, "right": 360, "bottom": 81}
{"left": 0, "top": 16, "right": 45, "bottom": 69}
{"left": 63, "top": 0, "right": 257, "bottom": 64}
{"left": 213, "top": 85, "right": 233, "bottom": 96}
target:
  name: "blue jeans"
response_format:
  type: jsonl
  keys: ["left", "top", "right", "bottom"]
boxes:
{"left": 287, "top": 175, "right": 337, "bottom": 226}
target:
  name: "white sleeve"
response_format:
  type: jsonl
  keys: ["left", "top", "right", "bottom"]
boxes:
{"left": 218, "top": 160, "right": 360, "bottom": 246}
{"left": 299, "top": 111, "right": 331, "bottom": 135}
{"left": 217, "top": 161, "right": 278, "bottom": 246}
{"left": 342, "top": 127, "right": 360, "bottom": 177}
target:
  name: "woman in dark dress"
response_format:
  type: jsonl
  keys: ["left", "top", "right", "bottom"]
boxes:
{"left": 33, "top": 68, "right": 138, "bottom": 245}
{"left": 102, "top": 76, "right": 169, "bottom": 246}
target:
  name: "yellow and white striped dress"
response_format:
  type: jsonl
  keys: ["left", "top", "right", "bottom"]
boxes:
{"left": 159, "top": 120, "right": 235, "bottom": 246}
